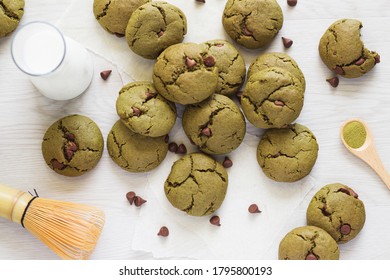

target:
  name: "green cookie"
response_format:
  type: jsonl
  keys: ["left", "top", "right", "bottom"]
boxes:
{"left": 257, "top": 123, "right": 319, "bottom": 182}
{"left": 306, "top": 183, "right": 366, "bottom": 243}
{"left": 164, "top": 153, "right": 228, "bottom": 216}
{"left": 42, "top": 115, "right": 104, "bottom": 177}
{"left": 319, "top": 19, "right": 379, "bottom": 78}
{"left": 241, "top": 67, "right": 304, "bottom": 129}
{"left": 248, "top": 52, "right": 306, "bottom": 90}
{"left": 182, "top": 94, "right": 246, "bottom": 155}
{"left": 279, "top": 226, "right": 340, "bottom": 260}
{"left": 116, "top": 81, "right": 177, "bottom": 137}
{"left": 203, "top": 40, "right": 246, "bottom": 96}
{"left": 153, "top": 42, "right": 219, "bottom": 105}
{"left": 93, "top": 0, "right": 150, "bottom": 35}
{"left": 222, "top": 0, "right": 283, "bottom": 49}
{"left": 0, "top": 0, "right": 24, "bottom": 38}
{"left": 126, "top": 1, "right": 187, "bottom": 59}
{"left": 107, "top": 120, "right": 168, "bottom": 172}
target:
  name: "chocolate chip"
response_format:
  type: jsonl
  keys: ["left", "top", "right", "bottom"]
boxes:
{"left": 185, "top": 57, "right": 197, "bottom": 68}
{"left": 326, "top": 77, "right": 339, "bottom": 88}
{"left": 209, "top": 215, "right": 221, "bottom": 226}
{"left": 158, "top": 226, "right": 169, "bottom": 237}
{"left": 338, "top": 188, "right": 351, "bottom": 195}
{"left": 145, "top": 91, "right": 156, "bottom": 100}
{"left": 64, "top": 132, "right": 75, "bottom": 141}
{"left": 287, "top": 0, "right": 297, "bottom": 7}
{"left": 51, "top": 159, "right": 65, "bottom": 170}
{"left": 242, "top": 24, "right": 253, "bottom": 36}
{"left": 274, "top": 100, "right": 285, "bottom": 106}
{"left": 164, "top": 135, "right": 169, "bottom": 143}
{"left": 176, "top": 144, "right": 187, "bottom": 154}
{"left": 132, "top": 107, "right": 142, "bottom": 117}
{"left": 338, "top": 188, "right": 359, "bottom": 199}
{"left": 236, "top": 90, "right": 243, "bottom": 101}
{"left": 64, "top": 149, "right": 74, "bottom": 161}
{"left": 195, "top": 0, "right": 206, "bottom": 3}
{"left": 321, "top": 205, "right": 331, "bottom": 216}
{"left": 201, "top": 127, "right": 212, "bottom": 137}
{"left": 305, "top": 253, "right": 318, "bottom": 260}
{"left": 349, "top": 189, "right": 359, "bottom": 199}
{"left": 203, "top": 56, "right": 215, "bottom": 67}
{"left": 168, "top": 142, "right": 178, "bottom": 153}
{"left": 355, "top": 57, "right": 365, "bottom": 66}
{"left": 100, "top": 70, "right": 112, "bottom": 80}
{"left": 282, "top": 37, "right": 293, "bottom": 48}
{"left": 248, "top": 204, "right": 261, "bottom": 214}
{"left": 334, "top": 66, "right": 345, "bottom": 75}
{"left": 375, "top": 54, "right": 381, "bottom": 64}
{"left": 67, "top": 141, "right": 78, "bottom": 152}
{"left": 157, "top": 30, "right": 164, "bottom": 37}
{"left": 64, "top": 141, "right": 78, "bottom": 161}
{"left": 134, "top": 196, "right": 147, "bottom": 207}
{"left": 340, "top": 223, "right": 351, "bottom": 235}
{"left": 222, "top": 157, "right": 233, "bottom": 168}
{"left": 126, "top": 191, "right": 136, "bottom": 205}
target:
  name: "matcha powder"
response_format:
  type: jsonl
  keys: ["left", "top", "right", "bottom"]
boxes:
{"left": 343, "top": 121, "right": 367, "bottom": 149}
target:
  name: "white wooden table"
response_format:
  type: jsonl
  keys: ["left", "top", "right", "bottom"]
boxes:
{"left": 1, "top": 0, "right": 390, "bottom": 260}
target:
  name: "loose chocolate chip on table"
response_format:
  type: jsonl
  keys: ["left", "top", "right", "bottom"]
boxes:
{"left": 100, "top": 70, "right": 112, "bottom": 80}
{"left": 375, "top": 54, "right": 381, "bottom": 64}
{"left": 274, "top": 100, "right": 285, "bottom": 106}
{"left": 340, "top": 223, "right": 351, "bottom": 235}
{"left": 195, "top": 0, "right": 206, "bottom": 3}
{"left": 176, "top": 144, "right": 187, "bottom": 154}
{"left": 334, "top": 66, "right": 345, "bottom": 75}
{"left": 222, "top": 157, "right": 233, "bottom": 168}
{"left": 164, "top": 135, "right": 169, "bottom": 143}
{"left": 282, "top": 37, "right": 293, "bottom": 48}
{"left": 326, "top": 77, "right": 339, "bottom": 88}
{"left": 248, "top": 204, "right": 261, "bottom": 213}
{"left": 355, "top": 57, "right": 365, "bottom": 66}
{"left": 168, "top": 142, "right": 179, "bottom": 153}
{"left": 305, "top": 253, "right": 318, "bottom": 260}
{"left": 126, "top": 191, "right": 136, "bottom": 205}
{"left": 134, "top": 196, "right": 147, "bottom": 207}
{"left": 132, "top": 107, "right": 142, "bottom": 117}
{"left": 158, "top": 226, "right": 169, "bottom": 237}
{"left": 203, "top": 56, "right": 215, "bottom": 67}
{"left": 210, "top": 215, "right": 221, "bottom": 226}
{"left": 201, "top": 127, "right": 212, "bottom": 137}
{"left": 51, "top": 159, "right": 65, "bottom": 170}
{"left": 185, "top": 57, "right": 197, "bottom": 68}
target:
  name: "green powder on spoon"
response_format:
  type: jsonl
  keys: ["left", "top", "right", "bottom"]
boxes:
{"left": 343, "top": 121, "right": 367, "bottom": 149}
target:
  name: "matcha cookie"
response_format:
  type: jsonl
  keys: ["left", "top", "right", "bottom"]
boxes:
{"left": 0, "top": 0, "right": 24, "bottom": 38}
{"left": 257, "top": 123, "right": 318, "bottom": 182}
{"left": 203, "top": 40, "right": 246, "bottom": 96}
{"left": 248, "top": 52, "right": 306, "bottom": 90}
{"left": 182, "top": 94, "right": 246, "bottom": 155}
{"left": 126, "top": 1, "right": 187, "bottom": 59}
{"left": 42, "top": 115, "right": 104, "bottom": 177}
{"left": 116, "top": 81, "right": 177, "bottom": 137}
{"left": 279, "top": 226, "right": 340, "bottom": 260}
{"left": 153, "top": 42, "right": 219, "bottom": 105}
{"left": 93, "top": 0, "right": 150, "bottom": 35}
{"left": 306, "top": 183, "right": 366, "bottom": 243}
{"left": 164, "top": 153, "right": 228, "bottom": 216}
{"left": 222, "top": 0, "right": 283, "bottom": 49}
{"left": 107, "top": 120, "right": 168, "bottom": 172}
{"left": 319, "top": 19, "right": 380, "bottom": 78}
{"left": 241, "top": 67, "right": 304, "bottom": 129}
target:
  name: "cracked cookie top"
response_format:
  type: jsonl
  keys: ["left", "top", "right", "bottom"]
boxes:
{"left": 125, "top": 1, "right": 187, "bottom": 59}
{"left": 222, "top": 0, "right": 283, "bottom": 49}
{"left": 306, "top": 183, "right": 366, "bottom": 243}
{"left": 318, "top": 19, "right": 380, "bottom": 78}
{"left": 93, "top": 0, "right": 150, "bottom": 35}
{"left": 42, "top": 114, "right": 104, "bottom": 177}
{"left": 241, "top": 67, "right": 305, "bottom": 129}
{"left": 107, "top": 120, "right": 168, "bottom": 173}
{"left": 0, "top": 0, "right": 25, "bottom": 37}
{"left": 164, "top": 153, "right": 228, "bottom": 216}
{"left": 182, "top": 94, "right": 246, "bottom": 155}
{"left": 257, "top": 123, "right": 319, "bottom": 182}
{"left": 116, "top": 81, "right": 177, "bottom": 137}
{"left": 278, "top": 226, "right": 340, "bottom": 260}
{"left": 248, "top": 52, "right": 306, "bottom": 91}
{"left": 203, "top": 40, "right": 246, "bottom": 96}
{"left": 153, "top": 42, "right": 219, "bottom": 105}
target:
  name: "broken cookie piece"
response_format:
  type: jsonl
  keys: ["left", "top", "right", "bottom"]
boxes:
{"left": 319, "top": 19, "right": 380, "bottom": 78}
{"left": 257, "top": 123, "right": 319, "bottom": 182}
{"left": 164, "top": 153, "right": 228, "bottom": 216}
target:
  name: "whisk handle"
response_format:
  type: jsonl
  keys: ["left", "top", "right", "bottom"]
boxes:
{"left": 0, "top": 184, "right": 33, "bottom": 224}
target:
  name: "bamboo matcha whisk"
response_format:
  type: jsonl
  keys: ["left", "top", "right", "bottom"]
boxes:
{"left": 0, "top": 184, "right": 105, "bottom": 260}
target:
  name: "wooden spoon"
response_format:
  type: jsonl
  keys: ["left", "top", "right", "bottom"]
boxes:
{"left": 340, "top": 118, "right": 390, "bottom": 190}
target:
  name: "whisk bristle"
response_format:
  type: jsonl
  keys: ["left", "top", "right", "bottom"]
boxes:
{"left": 22, "top": 198, "right": 105, "bottom": 260}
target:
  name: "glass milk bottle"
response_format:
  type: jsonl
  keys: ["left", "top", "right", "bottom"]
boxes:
{"left": 11, "top": 21, "right": 93, "bottom": 100}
